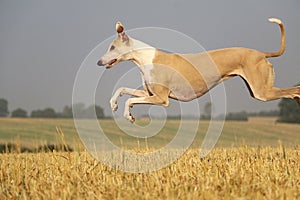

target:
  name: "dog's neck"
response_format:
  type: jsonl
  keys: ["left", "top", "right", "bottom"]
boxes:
{"left": 129, "top": 39, "right": 156, "bottom": 67}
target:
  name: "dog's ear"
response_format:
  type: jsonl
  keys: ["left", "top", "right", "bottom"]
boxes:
{"left": 116, "top": 21, "right": 129, "bottom": 43}
{"left": 116, "top": 21, "right": 124, "bottom": 33}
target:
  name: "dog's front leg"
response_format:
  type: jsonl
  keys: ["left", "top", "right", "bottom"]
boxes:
{"left": 124, "top": 95, "right": 169, "bottom": 123}
{"left": 110, "top": 87, "right": 148, "bottom": 111}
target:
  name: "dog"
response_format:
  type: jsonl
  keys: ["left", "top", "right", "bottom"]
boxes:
{"left": 97, "top": 18, "right": 300, "bottom": 123}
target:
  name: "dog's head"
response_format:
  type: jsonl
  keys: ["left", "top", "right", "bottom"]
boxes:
{"left": 97, "top": 22, "right": 133, "bottom": 69}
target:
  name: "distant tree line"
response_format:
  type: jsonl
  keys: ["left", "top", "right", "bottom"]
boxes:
{"left": 277, "top": 98, "right": 300, "bottom": 123}
{"left": 0, "top": 99, "right": 9, "bottom": 117}
{"left": 0, "top": 96, "right": 299, "bottom": 123}
{"left": 152, "top": 109, "right": 279, "bottom": 121}
{"left": 247, "top": 110, "right": 280, "bottom": 117}
{"left": 0, "top": 99, "right": 105, "bottom": 119}
{"left": 70, "top": 103, "right": 104, "bottom": 119}
{"left": 277, "top": 83, "right": 300, "bottom": 123}
{"left": 223, "top": 110, "right": 280, "bottom": 121}
{"left": 200, "top": 102, "right": 279, "bottom": 121}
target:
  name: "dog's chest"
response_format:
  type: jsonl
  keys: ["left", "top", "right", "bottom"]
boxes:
{"left": 140, "top": 64, "right": 160, "bottom": 95}
{"left": 141, "top": 64, "right": 154, "bottom": 84}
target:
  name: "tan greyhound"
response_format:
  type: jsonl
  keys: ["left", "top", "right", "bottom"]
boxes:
{"left": 97, "top": 18, "right": 300, "bottom": 123}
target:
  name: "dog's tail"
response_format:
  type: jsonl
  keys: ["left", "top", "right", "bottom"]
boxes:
{"left": 264, "top": 18, "right": 286, "bottom": 58}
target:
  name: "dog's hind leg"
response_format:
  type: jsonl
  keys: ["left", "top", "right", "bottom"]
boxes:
{"left": 240, "top": 59, "right": 300, "bottom": 105}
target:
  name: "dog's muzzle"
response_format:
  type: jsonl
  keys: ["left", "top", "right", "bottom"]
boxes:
{"left": 97, "top": 59, "right": 104, "bottom": 66}
{"left": 97, "top": 59, "right": 117, "bottom": 68}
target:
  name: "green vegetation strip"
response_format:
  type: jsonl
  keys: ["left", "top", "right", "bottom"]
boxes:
{"left": 0, "top": 118, "right": 299, "bottom": 151}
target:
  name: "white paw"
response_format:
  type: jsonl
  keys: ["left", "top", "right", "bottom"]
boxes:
{"left": 124, "top": 113, "right": 135, "bottom": 123}
{"left": 110, "top": 99, "right": 118, "bottom": 112}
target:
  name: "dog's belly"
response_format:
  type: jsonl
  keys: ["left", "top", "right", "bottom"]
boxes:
{"left": 167, "top": 78, "right": 217, "bottom": 101}
{"left": 168, "top": 88, "right": 208, "bottom": 101}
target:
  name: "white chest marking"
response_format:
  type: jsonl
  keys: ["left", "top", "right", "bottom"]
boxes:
{"left": 142, "top": 64, "right": 154, "bottom": 84}
{"left": 130, "top": 39, "right": 156, "bottom": 84}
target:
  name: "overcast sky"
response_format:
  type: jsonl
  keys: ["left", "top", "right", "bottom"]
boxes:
{"left": 0, "top": 0, "right": 299, "bottom": 116}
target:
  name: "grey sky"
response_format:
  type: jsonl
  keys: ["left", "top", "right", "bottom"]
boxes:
{"left": 0, "top": 0, "right": 299, "bottom": 116}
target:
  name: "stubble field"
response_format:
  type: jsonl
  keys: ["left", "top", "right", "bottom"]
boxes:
{"left": 0, "top": 118, "right": 300, "bottom": 199}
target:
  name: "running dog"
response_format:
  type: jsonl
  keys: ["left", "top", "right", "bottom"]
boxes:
{"left": 97, "top": 18, "right": 300, "bottom": 122}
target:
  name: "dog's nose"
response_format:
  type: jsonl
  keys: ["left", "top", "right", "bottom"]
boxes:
{"left": 97, "top": 59, "right": 104, "bottom": 66}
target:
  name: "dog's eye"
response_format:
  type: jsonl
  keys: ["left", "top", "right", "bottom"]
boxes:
{"left": 110, "top": 45, "right": 115, "bottom": 51}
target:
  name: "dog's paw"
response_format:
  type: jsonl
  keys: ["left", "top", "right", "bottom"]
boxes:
{"left": 124, "top": 113, "right": 135, "bottom": 123}
{"left": 110, "top": 100, "right": 118, "bottom": 112}
{"left": 128, "top": 115, "right": 135, "bottom": 123}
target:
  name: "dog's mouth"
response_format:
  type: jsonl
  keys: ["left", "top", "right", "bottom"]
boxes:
{"left": 105, "top": 59, "right": 117, "bottom": 69}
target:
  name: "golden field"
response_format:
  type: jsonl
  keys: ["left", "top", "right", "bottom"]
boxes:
{"left": 0, "top": 118, "right": 300, "bottom": 199}
{"left": 1, "top": 146, "right": 300, "bottom": 199}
